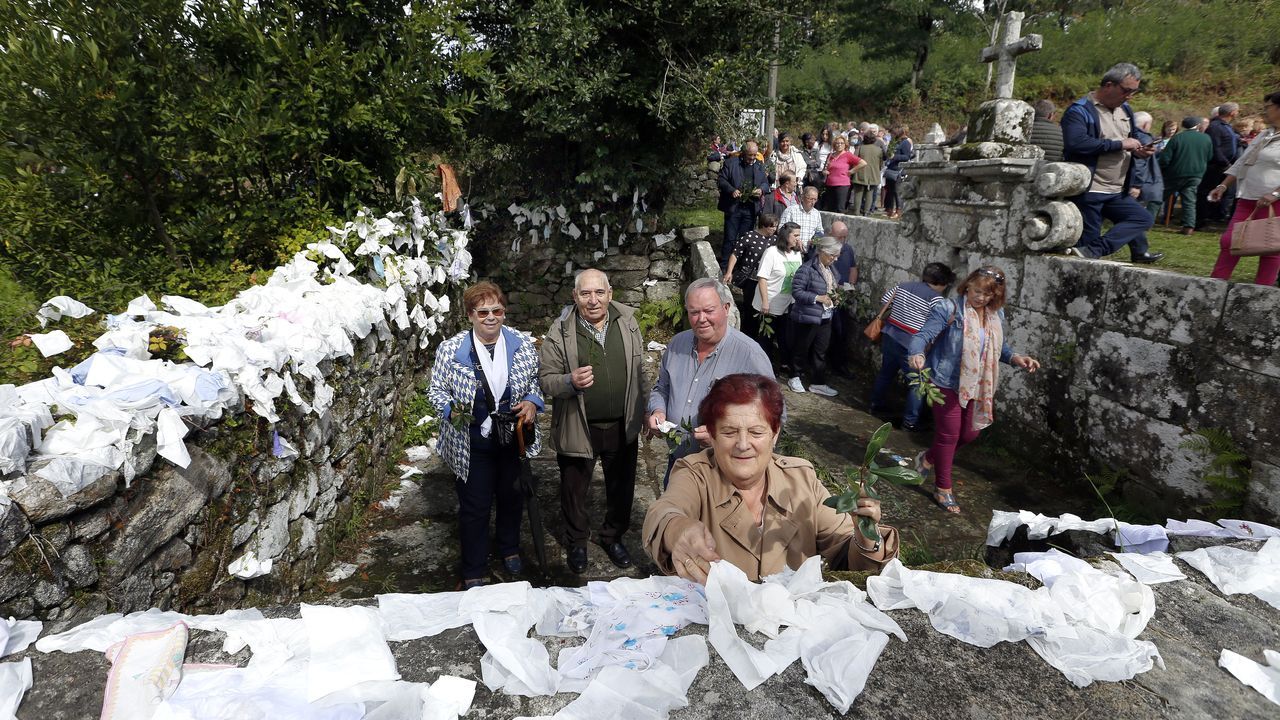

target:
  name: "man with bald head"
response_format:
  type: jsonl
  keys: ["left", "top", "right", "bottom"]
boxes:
{"left": 540, "top": 269, "right": 647, "bottom": 573}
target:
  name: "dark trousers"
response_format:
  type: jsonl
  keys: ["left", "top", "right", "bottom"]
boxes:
{"left": 821, "top": 185, "right": 850, "bottom": 212}
{"left": 735, "top": 279, "right": 761, "bottom": 339}
{"left": 883, "top": 178, "right": 902, "bottom": 213}
{"left": 456, "top": 443, "right": 523, "bottom": 581}
{"left": 722, "top": 204, "right": 757, "bottom": 269}
{"left": 1197, "top": 163, "right": 1232, "bottom": 225}
{"left": 557, "top": 421, "right": 637, "bottom": 548}
{"left": 790, "top": 318, "right": 832, "bottom": 385}
{"left": 825, "top": 308, "right": 850, "bottom": 372}
{"left": 1071, "top": 191, "right": 1152, "bottom": 258}
{"left": 870, "top": 337, "right": 926, "bottom": 425}
{"left": 757, "top": 312, "right": 791, "bottom": 368}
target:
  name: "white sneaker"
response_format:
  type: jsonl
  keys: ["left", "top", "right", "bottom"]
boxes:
{"left": 787, "top": 377, "right": 806, "bottom": 393}
{"left": 809, "top": 384, "right": 838, "bottom": 397}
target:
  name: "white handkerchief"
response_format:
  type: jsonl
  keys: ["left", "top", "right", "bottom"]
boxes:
{"left": 1219, "top": 648, "right": 1280, "bottom": 706}
{"left": 29, "top": 330, "right": 73, "bottom": 357}
{"left": 1108, "top": 552, "right": 1186, "bottom": 585}
{"left": 302, "top": 604, "right": 399, "bottom": 702}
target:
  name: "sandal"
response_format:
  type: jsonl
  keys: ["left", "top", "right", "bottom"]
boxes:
{"left": 933, "top": 487, "right": 961, "bottom": 514}
{"left": 914, "top": 451, "right": 932, "bottom": 483}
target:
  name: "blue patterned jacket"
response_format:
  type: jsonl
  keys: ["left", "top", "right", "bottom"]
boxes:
{"left": 427, "top": 327, "right": 544, "bottom": 480}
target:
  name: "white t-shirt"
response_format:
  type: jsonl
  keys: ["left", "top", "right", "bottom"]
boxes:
{"left": 754, "top": 247, "right": 803, "bottom": 316}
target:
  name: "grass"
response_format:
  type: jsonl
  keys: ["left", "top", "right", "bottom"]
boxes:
{"left": 664, "top": 204, "right": 722, "bottom": 232}
{"left": 1099, "top": 223, "right": 1258, "bottom": 282}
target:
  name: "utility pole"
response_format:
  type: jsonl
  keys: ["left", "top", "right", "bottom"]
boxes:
{"left": 763, "top": 22, "right": 779, "bottom": 147}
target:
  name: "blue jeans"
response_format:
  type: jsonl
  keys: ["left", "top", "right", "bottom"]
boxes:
{"left": 1071, "top": 191, "right": 1153, "bottom": 258}
{"left": 870, "top": 337, "right": 924, "bottom": 425}
{"left": 722, "top": 204, "right": 757, "bottom": 269}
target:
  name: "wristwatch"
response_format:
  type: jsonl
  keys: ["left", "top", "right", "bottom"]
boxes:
{"left": 1271, "top": 190, "right": 1280, "bottom": 199}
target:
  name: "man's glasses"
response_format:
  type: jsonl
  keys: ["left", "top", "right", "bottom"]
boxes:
{"left": 977, "top": 268, "right": 1005, "bottom": 285}
{"left": 1110, "top": 82, "right": 1141, "bottom": 97}
{"left": 471, "top": 306, "right": 506, "bottom": 318}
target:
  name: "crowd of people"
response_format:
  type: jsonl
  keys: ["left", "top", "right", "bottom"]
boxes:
{"left": 429, "top": 261, "right": 1040, "bottom": 586}
{"left": 1030, "top": 63, "right": 1280, "bottom": 285}
{"left": 712, "top": 122, "right": 915, "bottom": 276}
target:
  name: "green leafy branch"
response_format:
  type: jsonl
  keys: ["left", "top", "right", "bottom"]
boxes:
{"left": 903, "top": 367, "right": 945, "bottom": 407}
{"left": 448, "top": 406, "right": 476, "bottom": 434}
{"left": 822, "top": 422, "right": 924, "bottom": 543}
{"left": 758, "top": 313, "right": 775, "bottom": 339}
{"left": 662, "top": 418, "right": 696, "bottom": 447}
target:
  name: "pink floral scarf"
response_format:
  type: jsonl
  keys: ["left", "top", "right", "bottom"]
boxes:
{"left": 957, "top": 304, "right": 1001, "bottom": 431}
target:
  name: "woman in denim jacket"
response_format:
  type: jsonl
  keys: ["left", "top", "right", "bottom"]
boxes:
{"left": 906, "top": 266, "right": 1040, "bottom": 513}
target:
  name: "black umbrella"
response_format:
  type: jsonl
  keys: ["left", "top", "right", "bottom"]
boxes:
{"left": 516, "top": 422, "right": 548, "bottom": 575}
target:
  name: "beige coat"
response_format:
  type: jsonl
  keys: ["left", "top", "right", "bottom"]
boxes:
{"left": 538, "top": 301, "right": 647, "bottom": 458}
{"left": 643, "top": 450, "right": 899, "bottom": 582}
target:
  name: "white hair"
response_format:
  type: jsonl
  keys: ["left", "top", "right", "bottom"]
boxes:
{"left": 684, "top": 277, "right": 733, "bottom": 306}
{"left": 573, "top": 268, "right": 610, "bottom": 291}
{"left": 1133, "top": 111, "right": 1153, "bottom": 130}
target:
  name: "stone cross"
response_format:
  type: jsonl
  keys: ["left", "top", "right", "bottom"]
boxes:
{"left": 980, "top": 11, "right": 1043, "bottom": 100}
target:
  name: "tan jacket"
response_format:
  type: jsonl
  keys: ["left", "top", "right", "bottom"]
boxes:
{"left": 538, "top": 301, "right": 647, "bottom": 458}
{"left": 643, "top": 450, "right": 899, "bottom": 582}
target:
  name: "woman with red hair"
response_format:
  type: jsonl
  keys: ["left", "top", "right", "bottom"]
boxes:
{"left": 642, "top": 373, "right": 898, "bottom": 583}
{"left": 907, "top": 266, "right": 1041, "bottom": 514}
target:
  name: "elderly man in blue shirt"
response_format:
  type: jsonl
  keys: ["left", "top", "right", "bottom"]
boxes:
{"left": 646, "top": 278, "right": 777, "bottom": 486}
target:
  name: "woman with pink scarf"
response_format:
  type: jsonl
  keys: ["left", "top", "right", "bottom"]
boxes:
{"left": 905, "top": 266, "right": 1041, "bottom": 513}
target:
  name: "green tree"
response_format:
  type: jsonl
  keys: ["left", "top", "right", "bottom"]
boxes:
{"left": 456, "top": 0, "right": 828, "bottom": 205}
{"left": 0, "top": 0, "right": 484, "bottom": 305}
{"left": 837, "top": 0, "right": 975, "bottom": 92}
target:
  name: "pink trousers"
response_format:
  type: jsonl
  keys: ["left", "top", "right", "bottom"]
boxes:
{"left": 1211, "top": 198, "right": 1280, "bottom": 286}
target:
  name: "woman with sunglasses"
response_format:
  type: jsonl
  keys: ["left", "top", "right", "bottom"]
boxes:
{"left": 427, "top": 281, "right": 545, "bottom": 587}
{"left": 905, "top": 266, "right": 1040, "bottom": 513}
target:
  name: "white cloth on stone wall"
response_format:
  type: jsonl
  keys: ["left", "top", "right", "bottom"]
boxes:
{"left": 1219, "top": 648, "right": 1280, "bottom": 707}
{"left": 867, "top": 558, "right": 1162, "bottom": 688}
{"left": 0, "top": 658, "right": 32, "bottom": 720}
{"left": 6, "top": 201, "right": 470, "bottom": 499}
{"left": 1177, "top": 537, "right": 1280, "bottom": 610}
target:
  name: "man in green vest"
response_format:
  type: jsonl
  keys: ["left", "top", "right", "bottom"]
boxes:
{"left": 1159, "top": 116, "right": 1214, "bottom": 234}
{"left": 539, "top": 269, "right": 647, "bottom": 574}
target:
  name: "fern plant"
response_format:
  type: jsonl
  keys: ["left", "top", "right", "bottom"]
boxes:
{"left": 1180, "top": 428, "right": 1250, "bottom": 515}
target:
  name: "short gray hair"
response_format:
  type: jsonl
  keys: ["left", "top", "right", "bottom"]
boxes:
{"left": 1101, "top": 63, "right": 1141, "bottom": 86}
{"left": 1218, "top": 102, "right": 1239, "bottom": 117}
{"left": 684, "top": 277, "right": 733, "bottom": 306}
{"left": 1133, "top": 111, "right": 1152, "bottom": 130}
{"left": 815, "top": 237, "right": 842, "bottom": 256}
{"left": 573, "top": 268, "right": 610, "bottom": 291}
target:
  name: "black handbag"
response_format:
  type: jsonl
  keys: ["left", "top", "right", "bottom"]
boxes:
{"left": 472, "top": 348, "right": 522, "bottom": 455}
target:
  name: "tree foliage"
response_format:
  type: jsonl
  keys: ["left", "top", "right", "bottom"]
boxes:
{"left": 455, "top": 0, "right": 827, "bottom": 205}
{"left": 0, "top": 0, "right": 483, "bottom": 307}
{"left": 782, "top": 0, "right": 1280, "bottom": 130}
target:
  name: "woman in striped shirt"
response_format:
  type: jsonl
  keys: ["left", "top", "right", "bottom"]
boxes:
{"left": 868, "top": 262, "right": 956, "bottom": 432}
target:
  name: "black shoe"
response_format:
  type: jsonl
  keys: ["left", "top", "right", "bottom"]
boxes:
{"left": 901, "top": 421, "right": 926, "bottom": 433}
{"left": 567, "top": 546, "right": 588, "bottom": 574}
{"left": 1130, "top": 252, "right": 1164, "bottom": 264}
{"left": 502, "top": 554, "right": 523, "bottom": 574}
{"left": 598, "top": 541, "right": 633, "bottom": 569}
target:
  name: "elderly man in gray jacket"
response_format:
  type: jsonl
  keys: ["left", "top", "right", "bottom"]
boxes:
{"left": 539, "top": 269, "right": 647, "bottom": 574}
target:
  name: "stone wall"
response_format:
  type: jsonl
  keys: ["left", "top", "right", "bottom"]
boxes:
{"left": 473, "top": 210, "right": 707, "bottom": 329}
{"left": 0, "top": 319, "right": 432, "bottom": 623}
{"left": 671, "top": 160, "right": 720, "bottom": 208}
{"left": 820, "top": 159, "right": 1280, "bottom": 523}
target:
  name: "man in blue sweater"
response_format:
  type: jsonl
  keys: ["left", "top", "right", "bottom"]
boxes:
{"left": 1060, "top": 63, "right": 1163, "bottom": 263}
